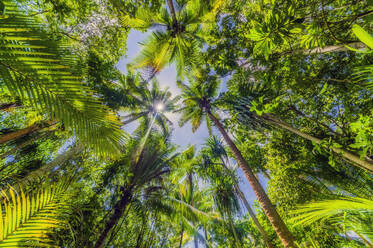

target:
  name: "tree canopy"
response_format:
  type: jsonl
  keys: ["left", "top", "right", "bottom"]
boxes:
{"left": 0, "top": 0, "right": 372, "bottom": 247}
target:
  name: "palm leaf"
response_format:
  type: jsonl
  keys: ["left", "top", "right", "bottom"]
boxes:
{"left": 0, "top": 180, "right": 70, "bottom": 247}
{"left": 0, "top": 1, "right": 125, "bottom": 157}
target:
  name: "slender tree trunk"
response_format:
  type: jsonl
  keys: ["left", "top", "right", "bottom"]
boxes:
{"left": 0, "top": 131, "right": 49, "bottom": 160}
{"left": 261, "top": 113, "right": 373, "bottom": 173}
{"left": 227, "top": 211, "right": 241, "bottom": 248}
{"left": 179, "top": 226, "right": 184, "bottom": 248}
{"left": 220, "top": 158, "right": 275, "bottom": 248}
{"left": 95, "top": 187, "right": 133, "bottom": 248}
{"left": 194, "top": 234, "right": 199, "bottom": 248}
{"left": 0, "top": 121, "right": 55, "bottom": 145}
{"left": 0, "top": 102, "right": 20, "bottom": 111}
{"left": 292, "top": 41, "right": 365, "bottom": 55}
{"left": 167, "top": 0, "right": 178, "bottom": 27}
{"left": 22, "top": 144, "right": 82, "bottom": 183}
{"left": 207, "top": 110, "right": 296, "bottom": 248}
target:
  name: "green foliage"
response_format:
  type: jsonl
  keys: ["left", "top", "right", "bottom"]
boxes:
{"left": 0, "top": 1, "right": 125, "bottom": 157}
{"left": 0, "top": 179, "right": 70, "bottom": 247}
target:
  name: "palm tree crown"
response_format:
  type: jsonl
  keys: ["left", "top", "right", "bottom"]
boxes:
{"left": 128, "top": 0, "right": 223, "bottom": 78}
{"left": 120, "top": 75, "right": 180, "bottom": 135}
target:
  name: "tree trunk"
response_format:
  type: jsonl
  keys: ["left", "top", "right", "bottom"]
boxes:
{"left": 0, "top": 131, "right": 49, "bottom": 160}
{"left": 21, "top": 144, "right": 83, "bottom": 183}
{"left": 220, "top": 157, "right": 275, "bottom": 248}
{"left": 179, "top": 226, "right": 184, "bottom": 248}
{"left": 207, "top": 110, "right": 296, "bottom": 248}
{"left": 0, "top": 102, "right": 20, "bottom": 111}
{"left": 293, "top": 41, "right": 365, "bottom": 55}
{"left": 167, "top": 0, "right": 178, "bottom": 28}
{"left": 261, "top": 113, "right": 373, "bottom": 173}
{"left": 0, "top": 121, "right": 55, "bottom": 145}
{"left": 95, "top": 188, "right": 133, "bottom": 248}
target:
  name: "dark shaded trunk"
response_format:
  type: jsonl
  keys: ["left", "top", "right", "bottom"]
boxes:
{"left": 0, "top": 131, "right": 49, "bottom": 160}
{"left": 207, "top": 110, "right": 296, "bottom": 248}
{"left": 220, "top": 158, "right": 274, "bottom": 248}
{"left": 179, "top": 226, "right": 184, "bottom": 248}
{"left": 0, "top": 121, "right": 55, "bottom": 145}
{"left": 0, "top": 102, "right": 20, "bottom": 111}
{"left": 167, "top": 0, "right": 178, "bottom": 28}
{"left": 94, "top": 187, "right": 133, "bottom": 248}
{"left": 261, "top": 113, "right": 373, "bottom": 173}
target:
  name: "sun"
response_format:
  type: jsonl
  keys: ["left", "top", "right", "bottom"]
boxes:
{"left": 154, "top": 102, "right": 165, "bottom": 112}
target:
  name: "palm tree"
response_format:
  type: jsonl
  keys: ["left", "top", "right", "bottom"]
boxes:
{"left": 119, "top": 75, "right": 180, "bottom": 135}
{"left": 94, "top": 135, "right": 178, "bottom": 248}
{"left": 0, "top": 1, "right": 125, "bottom": 157}
{"left": 168, "top": 146, "right": 215, "bottom": 248}
{"left": 0, "top": 178, "right": 70, "bottom": 247}
{"left": 127, "top": 0, "right": 223, "bottom": 78}
{"left": 204, "top": 136, "right": 275, "bottom": 248}
{"left": 177, "top": 75, "right": 296, "bottom": 247}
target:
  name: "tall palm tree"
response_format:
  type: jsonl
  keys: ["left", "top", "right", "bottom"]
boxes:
{"left": 94, "top": 135, "right": 178, "bottom": 248}
{"left": 119, "top": 75, "right": 180, "bottom": 135}
{"left": 177, "top": 75, "right": 296, "bottom": 247}
{"left": 204, "top": 136, "right": 275, "bottom": 248}
{"left": 127, "top": 0, "right": 223, "bottom": 78}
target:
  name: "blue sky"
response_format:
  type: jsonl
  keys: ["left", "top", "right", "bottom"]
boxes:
{"left": 116, "top": 30, "right": 269, "bottom": 219}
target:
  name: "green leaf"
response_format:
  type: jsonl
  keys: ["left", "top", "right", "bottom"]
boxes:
{"left": 352, "top": 24, "right": 373, "bottom": 49}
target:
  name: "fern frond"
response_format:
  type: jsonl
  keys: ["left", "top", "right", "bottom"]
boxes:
{"left": 0, "top": 2, "right": 126, "bottom": 157}
{"left": 0, "top": 180, "right": 70, "bottom": 247}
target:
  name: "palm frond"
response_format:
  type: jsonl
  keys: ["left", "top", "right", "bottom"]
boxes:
{"left": 0, "top": 179, "right": 70, "bottom": 247}
{"left": 291, "top": 197, "right": 373, "bottom": 225}
{"left": 0, "top": 2, "right": 125, "bottom": 157}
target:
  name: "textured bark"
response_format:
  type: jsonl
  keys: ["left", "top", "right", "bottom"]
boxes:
{"left": 207, "top": 111, "right": 296, "bottom": 248}
{"left": 261, "top": 113, "right": 373, "bottom": 173}
{"left": 95, "top": 188, "right": 133, "bottom": 248}
{"left": 220, "top": 158, "right": 274, "bottom": 248}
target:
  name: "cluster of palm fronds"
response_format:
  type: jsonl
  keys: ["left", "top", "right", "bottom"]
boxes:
{"left": 0, "top": 179, "right": 70, "bottom": 247}
{"left": 0, "top": 1, "right": 125, "bottom": 157}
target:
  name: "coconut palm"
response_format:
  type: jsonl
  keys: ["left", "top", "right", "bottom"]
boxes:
{"left": 0, "top": 1, "right": 125, "bottom": 157}
{"left": 177, "top": 74, "right": 296, "bottom": 247}
{"left": 127, "top": 0, "right": 223, "bottom": 78}
{"left": 119, "top": 75, "right": 180, "bottom": 135}
{"left": 204, "top": 136, "right": 275, "bottom": 248}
